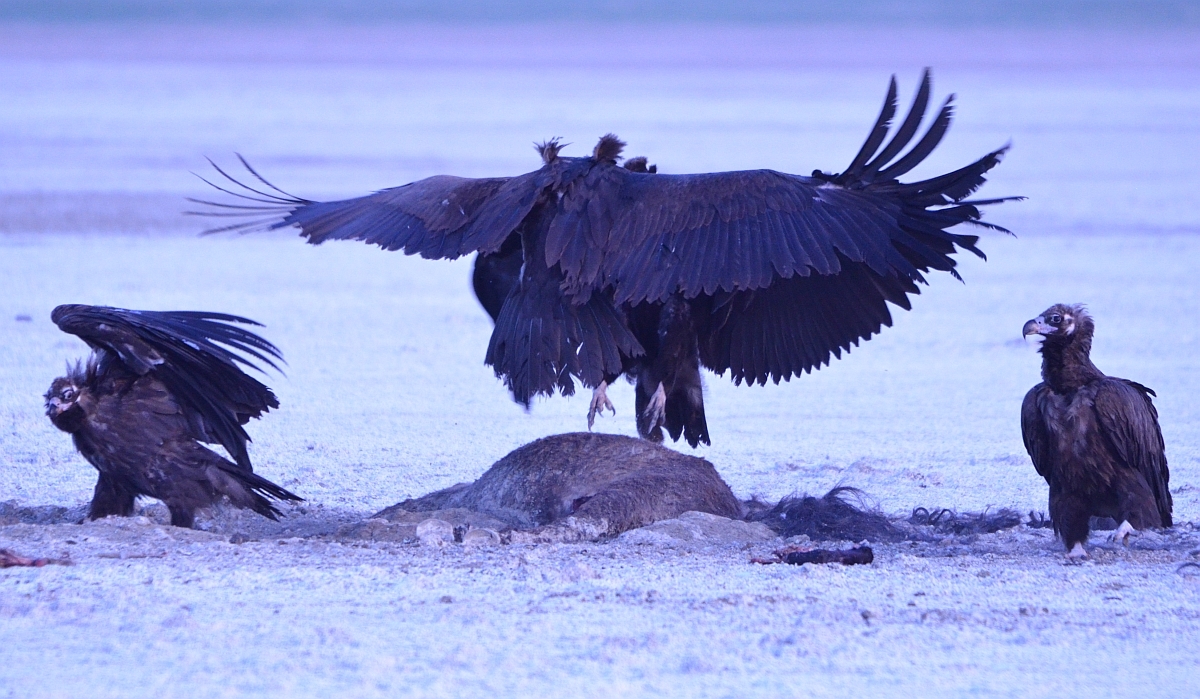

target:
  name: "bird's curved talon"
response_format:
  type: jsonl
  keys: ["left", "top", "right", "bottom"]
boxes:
{"left": 587, "top": 381, "right": 616, "bottom": 430}
{"left": 1110, "top": 520, "right": 1136, "bottom": 546}
{"left": 1065, "top": 543, "right": 1088, "bottom": 561}
{"left": 642, "top": 382, "right": 667, "bottom": 433}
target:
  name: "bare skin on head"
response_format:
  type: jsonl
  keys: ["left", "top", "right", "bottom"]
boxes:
{"left": 1020, "top": 303, "right": 1171, "bottom": 558}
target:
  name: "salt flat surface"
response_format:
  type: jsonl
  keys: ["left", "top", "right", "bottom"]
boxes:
{"left": 1, "top": 21, "right": 1199, "bottom": 698}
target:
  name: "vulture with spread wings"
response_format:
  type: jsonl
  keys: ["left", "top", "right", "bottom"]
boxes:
{"left": 1021, "top": 304, "right": 1171, "bottom": 559}
{"left": 194, "top": 71, "right": 1017, "bottom": 447}
{"left": 45, "top": 305, "right": 300, "bottom": 528}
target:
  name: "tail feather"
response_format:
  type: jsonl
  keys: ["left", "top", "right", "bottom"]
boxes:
{"left": 210, "top": 461, "right": 302, "bottom": 521}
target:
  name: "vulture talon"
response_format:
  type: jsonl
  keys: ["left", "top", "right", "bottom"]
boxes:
{"left": 587, "top": 381, "right": 616, "bottom": 430}
{"left": 1110, "top": 520, "right": 1136, "bottom": 546}
{"left": 642, "top": 382, "right": 667, "bottom": 434}
{"left": 1065, "top": 543, "right": 1089, "bottom": 561}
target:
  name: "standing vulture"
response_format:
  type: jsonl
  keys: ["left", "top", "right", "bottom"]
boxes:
{"left": 44, "top": 305, "right": 301, "bottom": 528}
{"left": 194, "top": 70, "right": 1016, "bottom": 446}
{"left": 1021, "top": 304, "right": 1171, "bottom": 558}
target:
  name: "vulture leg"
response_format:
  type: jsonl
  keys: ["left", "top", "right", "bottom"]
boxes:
{"left": 587, "top": 380, "right": 616, "bottom": 429}
{"left": 1110, "top": 520, "right": 1136, "bottom": 546}
{"left": 1049, "top": 488, "right": 1091, "bottom": 555}
{"left": 1066, "top": 542, "right": 1088, "bottom": 560}
{"left": 638, "top": 382, "right": 668, "bottom": 443}
{"left": 629, "top": 297, "right": 712, "bottom": 446}
{"left": 88, "top": 473, "right": 138, "bottom": 520}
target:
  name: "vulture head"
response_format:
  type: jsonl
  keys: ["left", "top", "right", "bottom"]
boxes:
{"left": 1022, "top": 303, "right": 1094, "bottom": 347}
{"left": 535, "top": 138, "right": 566, "bottom": 165}
{"left": 623, "top": 156, "right": 658, "bottom": 174}
{"left": 44, "top": 371, "right": 86, "bottom": 433}
{"left": 592, "top": 134, "right": 626, "bottom": 164}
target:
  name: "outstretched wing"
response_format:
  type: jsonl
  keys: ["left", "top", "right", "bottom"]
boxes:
{"left": 696, "top": 258, "right": 920, "bottom": 385}
{"left": 1092, "top": 378, "right": 1172, "bottom": 526}
{"left": 51, "top": 304, "right": 283, "bottom": 471}
{"left": 188, "top": 154, "right": 544, "bottom": 260}
{"left": 551, "top": 70, "right": 1016, "bottom": 306}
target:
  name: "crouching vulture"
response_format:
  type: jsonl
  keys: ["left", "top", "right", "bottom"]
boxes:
{"left": 1021, "top": 304, "right": 1171, "bottom": 558}
{"left": 45, "top": 305, "right": 301, "bottom": 528}
{"left": 194, "top": 70, "right": 1016, "bottom": 446}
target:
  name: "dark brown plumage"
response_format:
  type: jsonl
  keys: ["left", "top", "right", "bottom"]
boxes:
{"left": 192, "top": 70, "right": 1017, "bottom": 447}
{"left": 44, "top": 305, "right": 300, "bottom": 528}
{"left": 1020, "top": 304, "right": 1171, "bottom": 558}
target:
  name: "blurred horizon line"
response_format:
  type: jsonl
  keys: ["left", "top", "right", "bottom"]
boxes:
{"left": 2, "top": 0, "right": 1198, "bottom": 29}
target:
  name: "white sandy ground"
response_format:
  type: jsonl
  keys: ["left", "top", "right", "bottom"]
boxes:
{"left": 2, "top": 20, "right": 1200, "bottom": 698}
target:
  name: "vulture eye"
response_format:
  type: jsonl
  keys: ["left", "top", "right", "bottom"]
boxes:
{"left": 1048, "top": 314, "right": 1063, "bottom": 325}
{"left": 60, "top": 387, "right": 76, "bottom": 400}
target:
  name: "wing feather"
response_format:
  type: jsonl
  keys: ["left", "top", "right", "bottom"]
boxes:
{"left": 1021, "top": 384, "right": 1056, "bottom": 483}
{"left": 549, "top": 75, "right": 1013, "bottom": 310}
{"left": 52, "top": 304, "right": 283, "bottom": 471}
{"left": 699, "top": 257, "right": 912, "bottom": 386}
{"left": 1092, "top": 378, "right": 1172, "bottom": 526}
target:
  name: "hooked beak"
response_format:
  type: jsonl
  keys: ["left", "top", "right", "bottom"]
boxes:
{"left": 1022, "top": 317, "right": 1053, "bottom": 338}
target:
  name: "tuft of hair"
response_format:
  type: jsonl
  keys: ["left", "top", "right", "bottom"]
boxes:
{"left": 623, "top": 156, "right": 657, "bottom": 173}
{"left": 748, "top": 487, "right": 904, "bottom": 542}
{"left": 535, "top": 138, "right": 565, "bottom": 165}
{"left": 908, "top": 507, "right": 1023, "bottom": 535}
{"left": 592, "top": 133, "right": 626, "bottom": 163}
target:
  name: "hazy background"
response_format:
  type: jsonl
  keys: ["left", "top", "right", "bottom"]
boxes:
{"left": 3, "top": 0, "right": 1199, "bottom": 26}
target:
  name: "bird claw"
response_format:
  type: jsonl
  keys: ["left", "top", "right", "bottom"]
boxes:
{"left": 641, "top": 382, "right": 667, "bottom": 434}
{"left": 1110, "top": 520, "right": 1136, "bottom": 546}
{"left": 1065, "top": 542, "right": 1088, "bottom": 561}
{"left": 587, "top": 381, "right": 615, "bottom": 430}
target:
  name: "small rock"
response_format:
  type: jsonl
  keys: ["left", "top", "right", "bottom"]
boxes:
{"left": 462, "top": 527, "right": 502, "bottom": 548}
{"left": 335, "top": 519, "right": 417, "bottom": 543}
{"left": 620, "top": 511, "right": 775, "bottom": 546}
{"left": 559, "top": 560, "right": 600, "bottom": 582}
{"left": 507, "top": 517, "right": 612, "bottom": 544}
{"left": 416, "top": 519, "right": 455, "bottom": 546}
{"left": 375, "top": 506, "right": 509, "bottom": 531}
